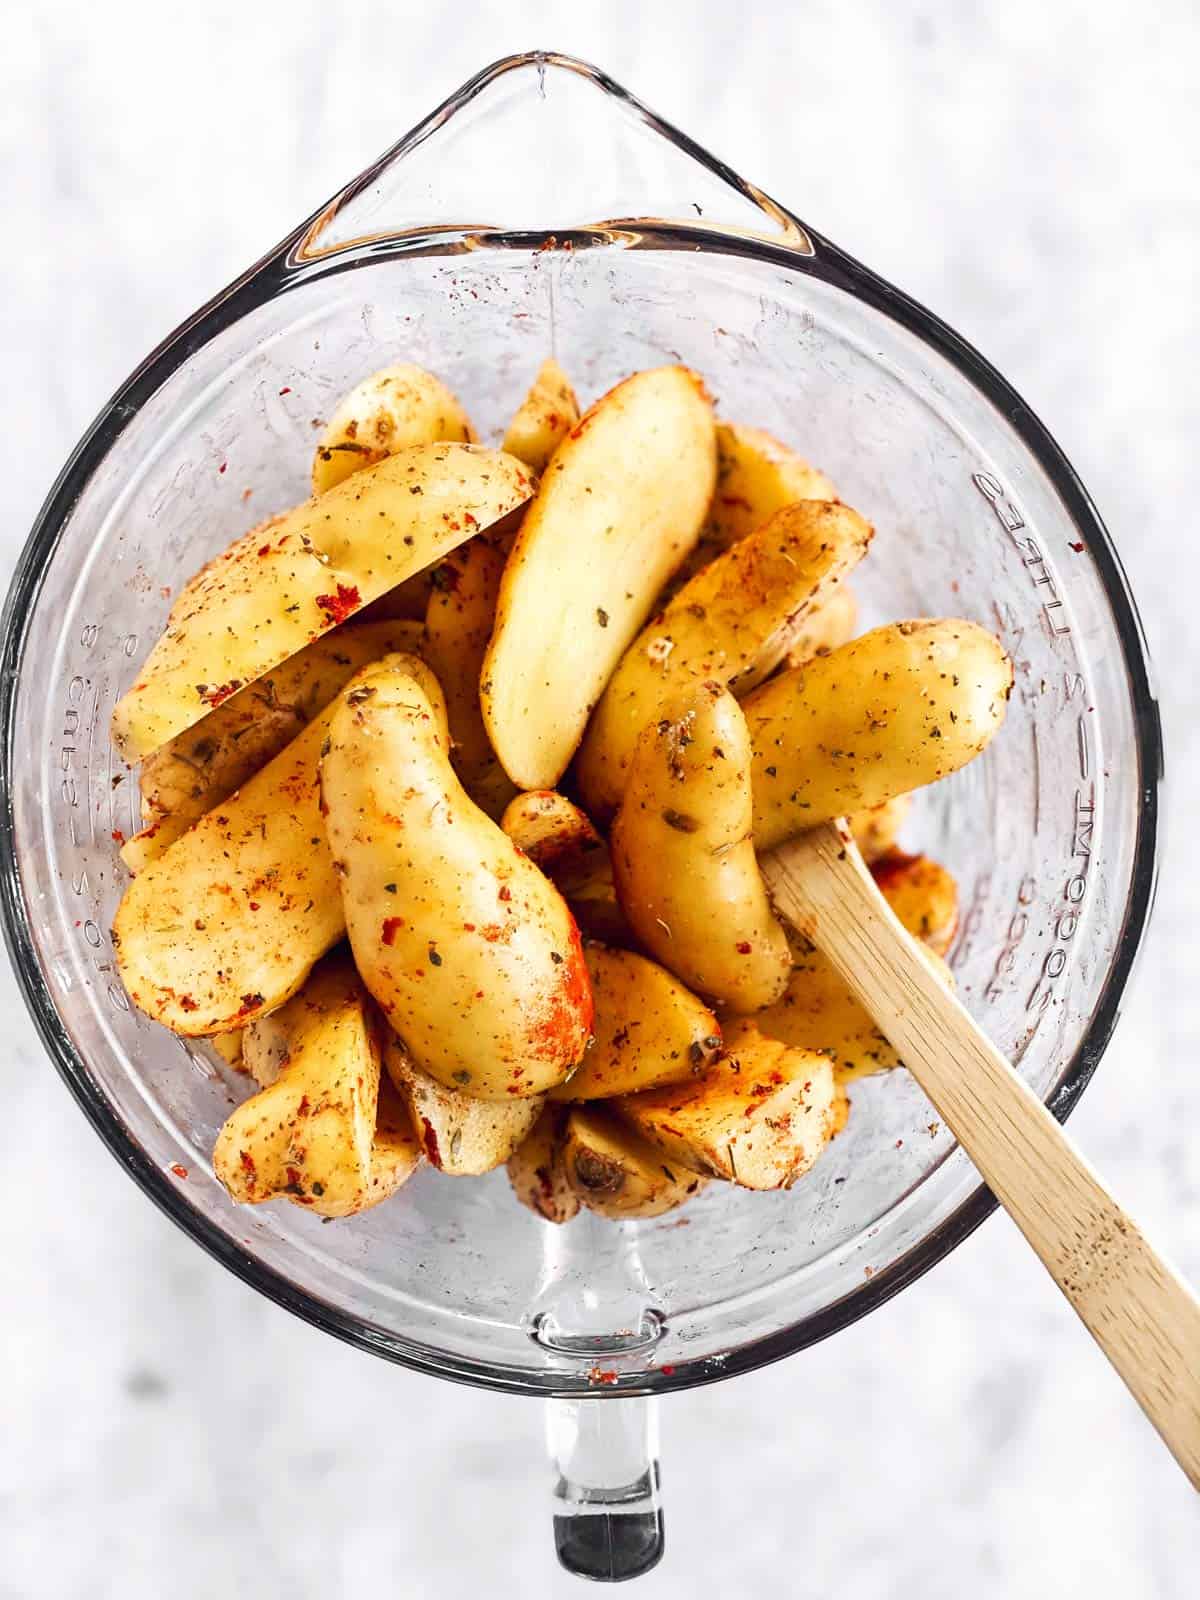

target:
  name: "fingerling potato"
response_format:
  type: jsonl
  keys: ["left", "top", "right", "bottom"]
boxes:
{"left": 113, "top": 704, "right": 345, "bottom": 1035}
{"left": 563, "top": 1105, "right": 709, "bottom": 1220}
{"left": 422, "top": 538, "right": 516, "bottom": 819}
{"left": 708, "top": 422, "right": 838, "bottom": 549}
{"left": 848, "top": 794, "right": 912, "bottom": 865}
{"left": 785, "top": 584, "right": 859, "bottom": 668}
{"left": 112, "top": 443, "right": 534, "bottom": 762}
{"left": 611, "top": 682, "right": 791, "bottom": 1012}
{"left": 615, "top": 1023, "right": 838, "bottom": 1189}
{"left": 123, "top": 619, "right": 422, "bottom": 871}
{"left": 312, "top": 364, "right": 474, "bottom": 495}
{"left": 213, "top": 952, "right": 387, "bottom": 1215}
{"left": 384, "top": 1036, "right": 543, "bottom": 1175}
{"left": 507, "top": 1105, "right": 580, "bottom": 1224}
{"left": 500, "top": 789, "right": 631, "bottom": 944}
{"left": 549, "top": 944, "right": 722, "bottom": 1102}
{"left": 321, "top": 654, "right": 592, "bottom": 1098}
{"left": 482, "top": 366, "right": 716, "bottom": 789}
{"left": 578, "top": 499, "right": 871, "bottom": 818}
{"left": 747, "top": 620, "right": 1013, "bottom": 850}
{"left": 502, "top": 359, "right": 580, "bottom": 473}
{"left": 870, "top": 850, "right": 959, "bottom": 956}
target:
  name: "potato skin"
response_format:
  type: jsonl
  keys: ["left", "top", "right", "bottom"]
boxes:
{"left": 549, "top": 944, "right": 722, "bottom": 1101}
{"left": 123, "top": 619, "right": 422, "bottom": 871}
{"left": 870, "top": 850, "right": 959, "bottom": 957}
{"left": 482, "top": 366, "right": 716, "bottom": 789}
{"left": 615, "top": 1023, "right": 838, "bottom": 1190}
{"left": 577, "top": 499, "right": 871, "bottom": 819}
{"left": 212, "top": 952, "right": 413, "bottom": 1217}
{"left": 507, "top": 1105, "right": 580, "bottom": 1223}
{"left": 707, "top": 422, "right": 837, "bottom": 549}
{"left": 562, "top": 1105, "right": 708, "bottom": 1220}
{"left": 112, "top": 443, "right": 534, "bottom": 762}
{"left": 321, "top": 654, "right": 593, "bottom": 1099}
{"left": 502, "top": 359, "right": 580, "bottom": 473}
{"left": 611, "top": 682, "right": 791, "bottom": 1012}
{"left": 383, "top": 1036, "right": 543, "bottom": 1175}
{"left": 747, "top": 620, "right": 1013, "bottom": 851}
{"left": 421, "top": 538, "right": 516, "bottom": 819}
{"left": 312, "top": 364, "right": 474, "bottom": 495}
{"left": 114, "top": 704, "right": 345, "bottom": 1035}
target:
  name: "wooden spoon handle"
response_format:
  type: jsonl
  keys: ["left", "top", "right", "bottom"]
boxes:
{"left": 762, "top": 820, "right": 1200, "bottom": 1490}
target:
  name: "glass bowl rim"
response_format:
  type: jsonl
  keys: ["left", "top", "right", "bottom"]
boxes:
{"left": 0, "top": 51, "right": 1163, "bottom": 1398}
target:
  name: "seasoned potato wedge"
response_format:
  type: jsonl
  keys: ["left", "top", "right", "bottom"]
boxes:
{"left": 210, "top": 1030, "right": 245, "bottom": 1069}
{"left": 123, "top": 619, "right": 422, "bottom": 871}
{"left": 615, "top": 1024, "right": 838, "bottom": 1189}
{"left": 113, "top": 704, "right": 345, "bottom": 1035}
{"left": 578, "top": 500, "right": 871, "bottom": 818}
{"left": 502, "top": 359, "right": 580, "bottom": 473}
{"left": 550, "top": 945, "right": 721, "bottom": 1102}
{"left": 482, "top": 366, "right": 716, "bottom": 789}
{"left": 500, "top": 789, "right": 630, "bottom": 942}
{"left": 384, "top": 1036, "right": 543, "bottom": 1175}
{"left": 611, "top": 683, "right": 791, "bottom": 1012}
{"left": 213, "top": 953, "right": 387, "bottom": 1215}
{"left": 707, "top": 422, "right": 838, "bottom": 549}
{"left": 747, "top": 620, "right": 1013, "bottom": 851}
{"left": 563, "top": 1105, "right": 709, "bottom": 1220}
{"left": 784, "top": 584, "right": 859, "bottom": 668}
{"left": 112, "top": 443, "right": 534, "bottom": 762}
{"left": 312, "top": 364, "right": 474, "bottom": 495}
{"left": 321, "top": 654, "right": 592, "bottom": 1098}
{"left": 848, "top": 794, "right": 913, "bottom": 865}
{"left": 421, "top": 538, "right": 515, "bottom": 819}
{"left": 507, "top": 1105, "right": 580, "bottom": 1223}
{"left": 752, "top": 937, "right": 953, "bottom": 1083}
{"left": 870, "top": 851, "right": 959, "bottom": 957}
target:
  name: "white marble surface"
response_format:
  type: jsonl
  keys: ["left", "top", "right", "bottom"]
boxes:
{"left": 3, "top": 2, "right": 1199, "bottom": 1595}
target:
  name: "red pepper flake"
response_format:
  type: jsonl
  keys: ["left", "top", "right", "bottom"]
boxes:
{"left": 239, "top": 1151, "right": 256, "bottom": 1175}
{"left": 297, "top": 1095, "right": 310, "bottom": 1114}
{"left": 169, "top": 1163, "right": 188, "bottom": 1180}
{"left": 179, "top": 995, "right": 198, "bottom": 1013}
{"left": 588, "top": 1367, "right": 619, "bottom": 1386}
{"left": 111, "top": 829, "right": 125, "bottom": 844}
{"left": 735, "top": 941, "right": 752, "bottom": 954}
{"left": 315, "top": 583, "right": 361, "bottom": 625}
{"left": 660, "top": 1364, "right": 676, "bottom": 1376}
{"left": 285, "top": 1166, "right": 303, "bottom": 1189}
{"left": 218, "top": 461, "right": 227, "bottom": 474}
{"left": 381, "top": 916, "right": 404, "bottom": 946}
{"left": 421, "top": 1119, "right": 442, "bottom": 1168}
{"left": 463, "top": 922, "right": 476, "bottom": 932}
{"left": 257, "top": 543, "right": 272, "bottom": 557}
{"left": 1069, "top": 541, "right": 1085, "bottom": 553}
{"left": 498, "top": 885, "right": 512, "bottom": 903}
{"left": 278, "top": 386, "right": 292, "bottom": 395}
{"left": 248, "top": 901, "right": 260, "bottom": 912}
{"left": 198, "top": 680, "right": 243, "bottom": 708}
{"left": 238, "top": 992, "right": 264, "bottom": 1014}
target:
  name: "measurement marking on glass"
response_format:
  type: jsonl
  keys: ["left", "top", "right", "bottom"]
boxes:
{"left": 973, "top": 472, "right": 1071, "bottom": 637}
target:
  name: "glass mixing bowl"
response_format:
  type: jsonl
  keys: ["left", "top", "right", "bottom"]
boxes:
{"left": 0, "top": 53, "right": 1161, "bottom": 1582}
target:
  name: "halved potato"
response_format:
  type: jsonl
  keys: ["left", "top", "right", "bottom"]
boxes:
{"left": 312, "top": 364, "right": 474, "bottom": 495}
{"left": 751, "top": 936, "right": 953, "bottom": 1083}
{"left": 507, "top": 1105, "right": 580, "bottom": 1224}
{"left": 562, "top": 1104, "right": 708, "bottom": 1220}
{"left": 577, "top": 499, "right": 871, "bottom": 818}
{"left": 321, "top": 654, "right": 592, "bottom": 1098}
{"left": 747, "top": 620, "right": 1013, "bottom": 850}
{"left": 870, "top": 851, "right": 959, "bottom": 956}
{"left": 482, "top": 366, "right": 716, "bottom": 789}
{"left": 421, "top": 538, "right": 515, "bottom": 819}
{"left": 611, "top": 683, "right": 791, "bottom": 1013}
{"left": 112, "top": 443, "right": 534, "bottom": 762}
{"left": 502, "top": 359, "right": 580, "bottom": 473}
{"left": 123, "top": 619, "right": 422, "bottom": 871}
{"left": 707, "top": 422, "right": 838, "bottom": 549}
{"left": 550, "top": 944, "right": 721, "bottom": 1102}
{"left": 384, "top": 1036, "right": 543, "bottom": 1175}
{"left": 212, "top": 952, "right": 404, "bottom": 1217}
{"left": 785, "top": 584, "right": 859, "bottom": 668}
{"left": 848, "top": 794, "right": 913, "bottom": 865}
{"left": 500, "top": 789, "right": 630, "bottom": 944}
{"left": 615, "top": 1024, "right": 838, "bottom": 1189}
{"left": 113, "top": 703, "right": 345, "bottom": 1036}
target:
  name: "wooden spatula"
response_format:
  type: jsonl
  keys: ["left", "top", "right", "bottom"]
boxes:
{"left": 761, "top": 819, "right": 1200, "bottom": 1490}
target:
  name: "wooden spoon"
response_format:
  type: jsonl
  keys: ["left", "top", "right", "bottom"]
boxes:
{"left": 761, "top": 819, "right": 1200, "bottom": 1490}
